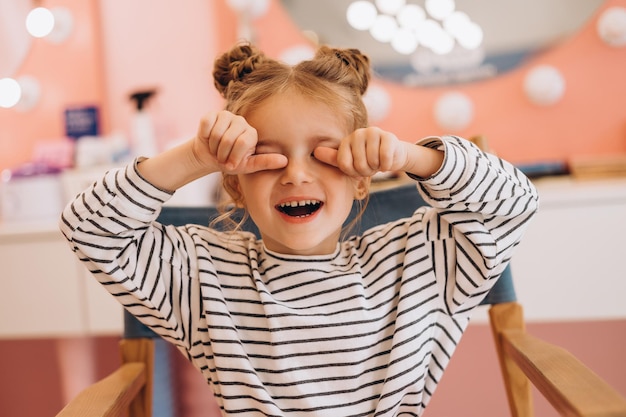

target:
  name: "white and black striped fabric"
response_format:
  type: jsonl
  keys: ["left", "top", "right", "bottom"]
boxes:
{"left": 60, "top": 136, "right": 538, "bottom": 416}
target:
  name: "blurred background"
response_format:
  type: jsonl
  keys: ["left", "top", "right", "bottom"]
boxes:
{"left": 1, "top": 0, "right": 625, "bottom": 416}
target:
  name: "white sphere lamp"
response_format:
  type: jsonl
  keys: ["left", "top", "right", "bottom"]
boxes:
{"left": 0, "top": 76, "right": 40, "bottom": 111}
{"left": 523, "top": 65, "right": 566, "bottom": 106}
{"left": 597, "top": 6, "right": 626, "bottom": 47}
{"left": 434, "top": 91, "right": 473, "bottom": 131}
{"left": 363, "top": 84, "right": 391, "bottom": 122}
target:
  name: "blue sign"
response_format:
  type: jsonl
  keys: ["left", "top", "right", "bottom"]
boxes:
{"left": 65, "top": 106, "right": 100, "bottom": 139}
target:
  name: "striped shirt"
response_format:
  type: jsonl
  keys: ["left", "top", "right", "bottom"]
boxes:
{"left": 60, "top": 136, "right": 538, "bottom": 416}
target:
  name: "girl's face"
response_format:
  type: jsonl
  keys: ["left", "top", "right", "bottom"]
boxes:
{"left": 234, "top": 90, "right": 367, "bottom": 255}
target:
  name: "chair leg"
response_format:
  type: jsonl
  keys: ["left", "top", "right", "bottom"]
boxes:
{"left": 120, "top": 338, "right": 154, "bottom": 417}
{"left": 489, "top": 302, "right": 534, "bottom": 417}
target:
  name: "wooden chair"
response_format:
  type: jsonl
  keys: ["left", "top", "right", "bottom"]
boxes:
{"left": 55, "top": 132, "right": 626, "bottom": 417}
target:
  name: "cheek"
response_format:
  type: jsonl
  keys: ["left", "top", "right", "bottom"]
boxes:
{"left": 237, "top": 174, "right": 273, "bottom": 202}
{"left": 336, "top": 179, "right": 361, "bottom": 205}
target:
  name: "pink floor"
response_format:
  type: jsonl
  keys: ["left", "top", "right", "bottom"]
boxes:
{"left": 1, "top": 319, "right": 624, "bottom": 417}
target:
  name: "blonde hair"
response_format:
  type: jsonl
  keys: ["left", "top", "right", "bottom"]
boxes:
{"left": 211, "top": 42, "right": 372, "bottom": 235}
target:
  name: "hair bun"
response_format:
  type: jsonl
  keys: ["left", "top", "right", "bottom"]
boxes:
{"left": 213, "top": 42, "right": 268, "bottom": 98}
{"left": 311, "top": 46, "right": 371, "bottom": 96}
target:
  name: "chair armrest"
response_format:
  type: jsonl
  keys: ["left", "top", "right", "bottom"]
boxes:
{"left": 55, "top": 362, "right": 147, "bottom": 417}
{"left": 502, "top": 329, "right": 626, "bottom": 417}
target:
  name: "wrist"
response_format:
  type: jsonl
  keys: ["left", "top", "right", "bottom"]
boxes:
{"left": 137, "top": 140, "right": 218, "bottom": 192}
{"left": 187, "top": 139, "right": 219, "bottom": 178}
{"left": 403, "top": 143, "right": 444, "bottom": 180}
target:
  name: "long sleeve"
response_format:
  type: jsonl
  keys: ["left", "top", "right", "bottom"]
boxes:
{"left": 412, "top": 135, "right": 539, "bottom": 314}
{"left": 59, "top": 160, "right": 198, "bottom": 347}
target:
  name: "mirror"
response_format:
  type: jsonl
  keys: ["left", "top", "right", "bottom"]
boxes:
{"left": 0, "top": 0, "right": 33, "bottom": 78}
{"left": 281, "top": 0, "right": 605, "bottom": 85}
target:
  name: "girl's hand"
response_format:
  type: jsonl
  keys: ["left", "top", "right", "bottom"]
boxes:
{"left": 313, "top": 127, "right": 410, "bottom": 177}
{"left": 193, "top": 110, "right": 287, "bottom": 174}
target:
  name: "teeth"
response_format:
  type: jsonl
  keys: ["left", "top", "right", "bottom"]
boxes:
{"left": 279, "top": 199, "right": 320, "bottom": 208}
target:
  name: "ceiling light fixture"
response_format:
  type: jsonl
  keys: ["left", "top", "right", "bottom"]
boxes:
{"left": 346, "top": 0, "right": 483, "bottom": 56}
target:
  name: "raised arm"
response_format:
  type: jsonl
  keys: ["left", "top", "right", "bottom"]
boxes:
{"left": 137, "top": 110, "right": 286, "bottom": 192}
{"left": 414, "top": 135, "right": 539, "bottom": 314}
{"left": 58, "top": 110, "right": 284, "bottom": 348}
{"left": 313, "top": 126, "right": 444, "bottom": 179}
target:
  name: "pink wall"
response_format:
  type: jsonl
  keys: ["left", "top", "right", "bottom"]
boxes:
{"left": 0, "top": 0, "right": 106, "bottom": 171}
{"left": 1, "top": 0, "right": 624, "bottom": 171}
{"left": 97, "top": 0, "right": 237, "bottom": 154}
{"left": 0, "top": 0, "right": 238, "bottom": 172}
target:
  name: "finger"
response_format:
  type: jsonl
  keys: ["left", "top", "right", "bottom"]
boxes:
{"left": 378, "top": 133, "right": 397, "bottom": 172}
{"left": 349, "top": 133, "right": 375, "bottom": 176}
{"left": 206, "top": 112, "right": 233, "bottom": 157}
{"left": 365, "top": 133, "right": 382, "bottom": 171}
{"left": 335, "top": 139, "right": 358, "bottom": 175}
{"left": 245, "top": 153, "right": 288, "bottom": 173}
{"left": 214, "top": 116, "right": 249, "bottom": 164}
{"left": 223, "top": 128, "right": 257, "bottom": 169}
{"left": 313, "top": 146, "right": 339, "bottom": 168}
{"left": 198, "top": 112, "right": 217, "bottom": 144}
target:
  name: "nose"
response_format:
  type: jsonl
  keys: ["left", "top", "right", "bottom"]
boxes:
{"left": 280, "top": 155, "right": 314, "bottom": 185}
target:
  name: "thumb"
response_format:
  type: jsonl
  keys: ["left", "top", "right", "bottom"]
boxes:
{"left": 245, "top": 153, "right": 288, "bottom": 173}
{"left": 313, "top": 146, "right": 338, "bottom": 168}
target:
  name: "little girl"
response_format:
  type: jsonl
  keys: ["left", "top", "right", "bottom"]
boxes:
{"left": 60, "top": 42, "right": 538, "bottom": 416}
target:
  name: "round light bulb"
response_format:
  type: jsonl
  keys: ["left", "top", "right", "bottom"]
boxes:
{"left": 0, "top": 78, "right": 22, "bottom": 109}
{"left": 443, "top": 11, "right": 470, "bottom": 38}
{"left": 457, "top": 21, "right": 483, "bottom": 49}
{"left": 425, "top": 0, "right": 455, "bottom": 21}
{"left": 26, "top": 7, "right": 55, "bottom": 38}
{"left": 370, "top": 14, "right": 398, "bottom": 43}
{"left": 0, "top": 78, "right": 22, "bottom": 108}
{"left": 375, "top": 0, "right": 406, "bottom": 15}
{"left": 0, "top": 77, "right": 40, "bottom": 111}
{"left": 347, "top": 1, "right": 378, "bottom": 31}
{"left": 415, "top": 19, "right": 436, "bottom": 48}
{"left": 391, "top": 28, "right": 419, "bottom": 54}
{"left": 396, "top": 4, "right": 426, "bottom": 30}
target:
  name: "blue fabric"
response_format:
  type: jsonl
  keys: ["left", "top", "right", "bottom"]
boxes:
{"left": 124, "top": 309, "right": 159, "bottom": 339}
{"left": 152, "top": 338, "right": 175, "bottom": 417}
{"left": 124, "top": 297, "right": 175, "bottom": 416}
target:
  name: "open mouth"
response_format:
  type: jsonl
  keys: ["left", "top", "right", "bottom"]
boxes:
{"left": 276, "top": 200, "right": 322, "bottom": 218}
